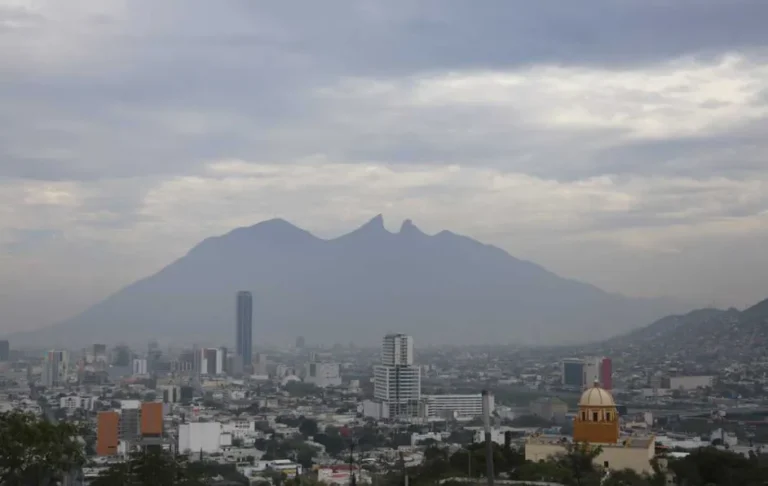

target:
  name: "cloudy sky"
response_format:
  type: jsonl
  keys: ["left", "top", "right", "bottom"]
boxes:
{"left": 1, "top": 0, "right": 767, "bottom": 333}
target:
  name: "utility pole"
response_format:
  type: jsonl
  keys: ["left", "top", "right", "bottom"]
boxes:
{"left": 349, "top": 442, "right": 357, "bottom": 486}
{"left": 482, "top": 390, "right": 495, "bottom": 486}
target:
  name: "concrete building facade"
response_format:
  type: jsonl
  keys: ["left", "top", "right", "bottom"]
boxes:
{"left": 422, "top": 394, "right": 492, "bottom": 419}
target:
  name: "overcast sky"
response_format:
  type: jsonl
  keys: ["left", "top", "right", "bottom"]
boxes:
{"left": 1, "top": 0, "right": 767, "bottom": 333}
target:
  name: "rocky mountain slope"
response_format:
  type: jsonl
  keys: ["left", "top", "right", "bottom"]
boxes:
{"left": 601, "top": 298, "right": 768, "bottom": 363}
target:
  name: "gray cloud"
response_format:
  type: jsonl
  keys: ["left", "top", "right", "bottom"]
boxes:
{"left": 1, "top": 0, "right": 767, "bottom": 332}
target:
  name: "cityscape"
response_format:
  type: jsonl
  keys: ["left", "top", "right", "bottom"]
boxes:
{"left": 2, "top": 291, "right": 768, "bottom": 484}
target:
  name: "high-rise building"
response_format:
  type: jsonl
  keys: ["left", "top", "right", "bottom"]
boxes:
{"left": 601, "top": 358, "right": 613, "bottom": 390}
{"left": 200, "top": 348, "right": 224, "bottom": 375}
{"left": 381, "top": 333, "right": 413, "bottom": 366}
{"left": 370, "top": 333, "right": 421, "bottom": 419}
{"left": 42, "top": 350, "right": 68, "bottom": 388}
{"left": 96, "top": 411, "right": 120, "bottom": 456}
{"left": 119, "top": 400, "right": 141, "bottom": 442}
{"left": 160, "top": 385, "right": 181, "bottom": 404}
{"left": 0, "top": 340, "right": 9, "bottom": 362}
{"left": 295, "top": 336, "right": 306, "bottom": 349}
{"left": 583, "top": 356, "right": 613, "bottom": 390}
{"left": 561, "top": 358, "right": 585, "bottom": 388}
{"left": 236, "top": 291, "right": 253, "bottom": 374}
{"left": 140, "top": 402, "right": 164, "bottom": 437}
{"left": 132, "top": 358, "right": 148, "bottom": 376}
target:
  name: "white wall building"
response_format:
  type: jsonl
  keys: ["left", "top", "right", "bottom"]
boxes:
{"left": 178, "top": 422, "right": 232, "bottom": 453}
{"left": 304, "top": 362, "right": 342, "bottom": 388}
{"left": 421, "top": 394, "right": 492, "bottom": 419}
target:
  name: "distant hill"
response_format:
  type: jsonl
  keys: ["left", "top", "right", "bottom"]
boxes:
{"left": 9, "top": 216, "right": 683, "bottom": 347}
{"left": 602, "top": 298, "right": 768, "bottom": 361}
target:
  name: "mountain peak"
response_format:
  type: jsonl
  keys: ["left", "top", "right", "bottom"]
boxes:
{"left": 353, "top": 214, "right": 389, "bottom": 234}
{"left": 221, "top": 217, "right": 318, "bottom": 246}
{"left": 399, "top": 219, "right": 425, "bottom": 236}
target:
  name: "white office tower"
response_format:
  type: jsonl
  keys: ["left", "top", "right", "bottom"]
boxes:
{"left": 382, "top": 333, "right": 414, "bottom": 366}
{"left": 42, "top": 350, "right": 69, "bottom": 388}
{"left": 366, "top": 333, "right": 421, "bottom": 420}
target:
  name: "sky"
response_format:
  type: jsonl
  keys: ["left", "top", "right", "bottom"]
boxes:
{"left": 1, "top": 0, "right": 767, "bottom": 333}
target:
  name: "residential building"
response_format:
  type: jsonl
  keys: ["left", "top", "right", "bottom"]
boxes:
{"left": 236, "top": 291, "right": 253, "bottom": 374}
{"left": 0, "top": 340, "right": 9, "bottom": 361}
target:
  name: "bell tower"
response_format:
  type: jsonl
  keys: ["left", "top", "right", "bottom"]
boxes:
{"left": 573, "top": 381, "right": 620, "bottom": 444}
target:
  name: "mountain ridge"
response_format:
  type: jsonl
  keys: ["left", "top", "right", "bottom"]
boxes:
{"left": 7, "top": 215, "right": 684, "bottom": 348}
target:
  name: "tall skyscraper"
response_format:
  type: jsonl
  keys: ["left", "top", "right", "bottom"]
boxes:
{"left": 42, "top": 350, "right": 68, "bottom": 388}
{"left": 0, "top": 340, "right": 9, "bottom": 362}
{"left": 381, "top": 333, "right": 414, "bottom": 366}
{"left": 583, "top": 356, "right": 613, "bottom": 390}
{"left": 372, "top": 333, "right": 421, "bottom": 419}
{"left": 236, "top": 291, "right": 253, "bottom": 373}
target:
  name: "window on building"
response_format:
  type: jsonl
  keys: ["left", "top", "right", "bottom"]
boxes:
{"left": 606, "top": 412, "right": 611, "bottom": 421}
{"left": 593, "top": 412, "right": 599, "bottom": 422}
{"left": 603, "top": 461, "right": 609, "bottom": 468}
{"left": 581, "top": 411, "right": 586, "bottom": 420}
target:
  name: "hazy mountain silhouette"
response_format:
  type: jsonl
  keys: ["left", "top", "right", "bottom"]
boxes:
{"left": 10, "top": 216, "right": 684, "bottom": 347}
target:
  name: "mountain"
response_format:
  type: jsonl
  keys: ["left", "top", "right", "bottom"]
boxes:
{"left": 9, "top": 216, "right": 684, "bottom": 347}
{"left": 599, "top": 297, "right": 768, "bottom": 363}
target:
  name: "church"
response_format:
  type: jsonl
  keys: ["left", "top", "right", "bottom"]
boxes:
{"left": 525, "top": 382, "right": 656, "bottom": 474}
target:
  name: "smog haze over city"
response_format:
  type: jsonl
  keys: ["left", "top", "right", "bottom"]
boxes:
{"left": 5, "top": 3, "right": 768, "bottom": 486}
{"left": 1, "top": 1, "right": 768, "bottom": 345}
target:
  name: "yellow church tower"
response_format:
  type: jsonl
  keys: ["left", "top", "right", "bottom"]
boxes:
{"left": 573, "top": 381, "right": 620, "bottom": 444}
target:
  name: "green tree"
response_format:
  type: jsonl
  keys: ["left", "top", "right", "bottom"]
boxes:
{"left": 91, "top": 450, "right": 210, "bottom": 486}
{"left": 557, "top": 442, "right": 604, "bottom": 486}
{"left": 0, "top": 410, "right": 85, "bottom": 486}
{"left": 602, "top": 469, "right": 653, "bottom": 486}
{"left": 299, "top": 418, "right": 319, "bottom": 438}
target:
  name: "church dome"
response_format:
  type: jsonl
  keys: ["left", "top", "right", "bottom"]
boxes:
{"left": 579, "top": 382, "right": 615, "bottom": 407}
